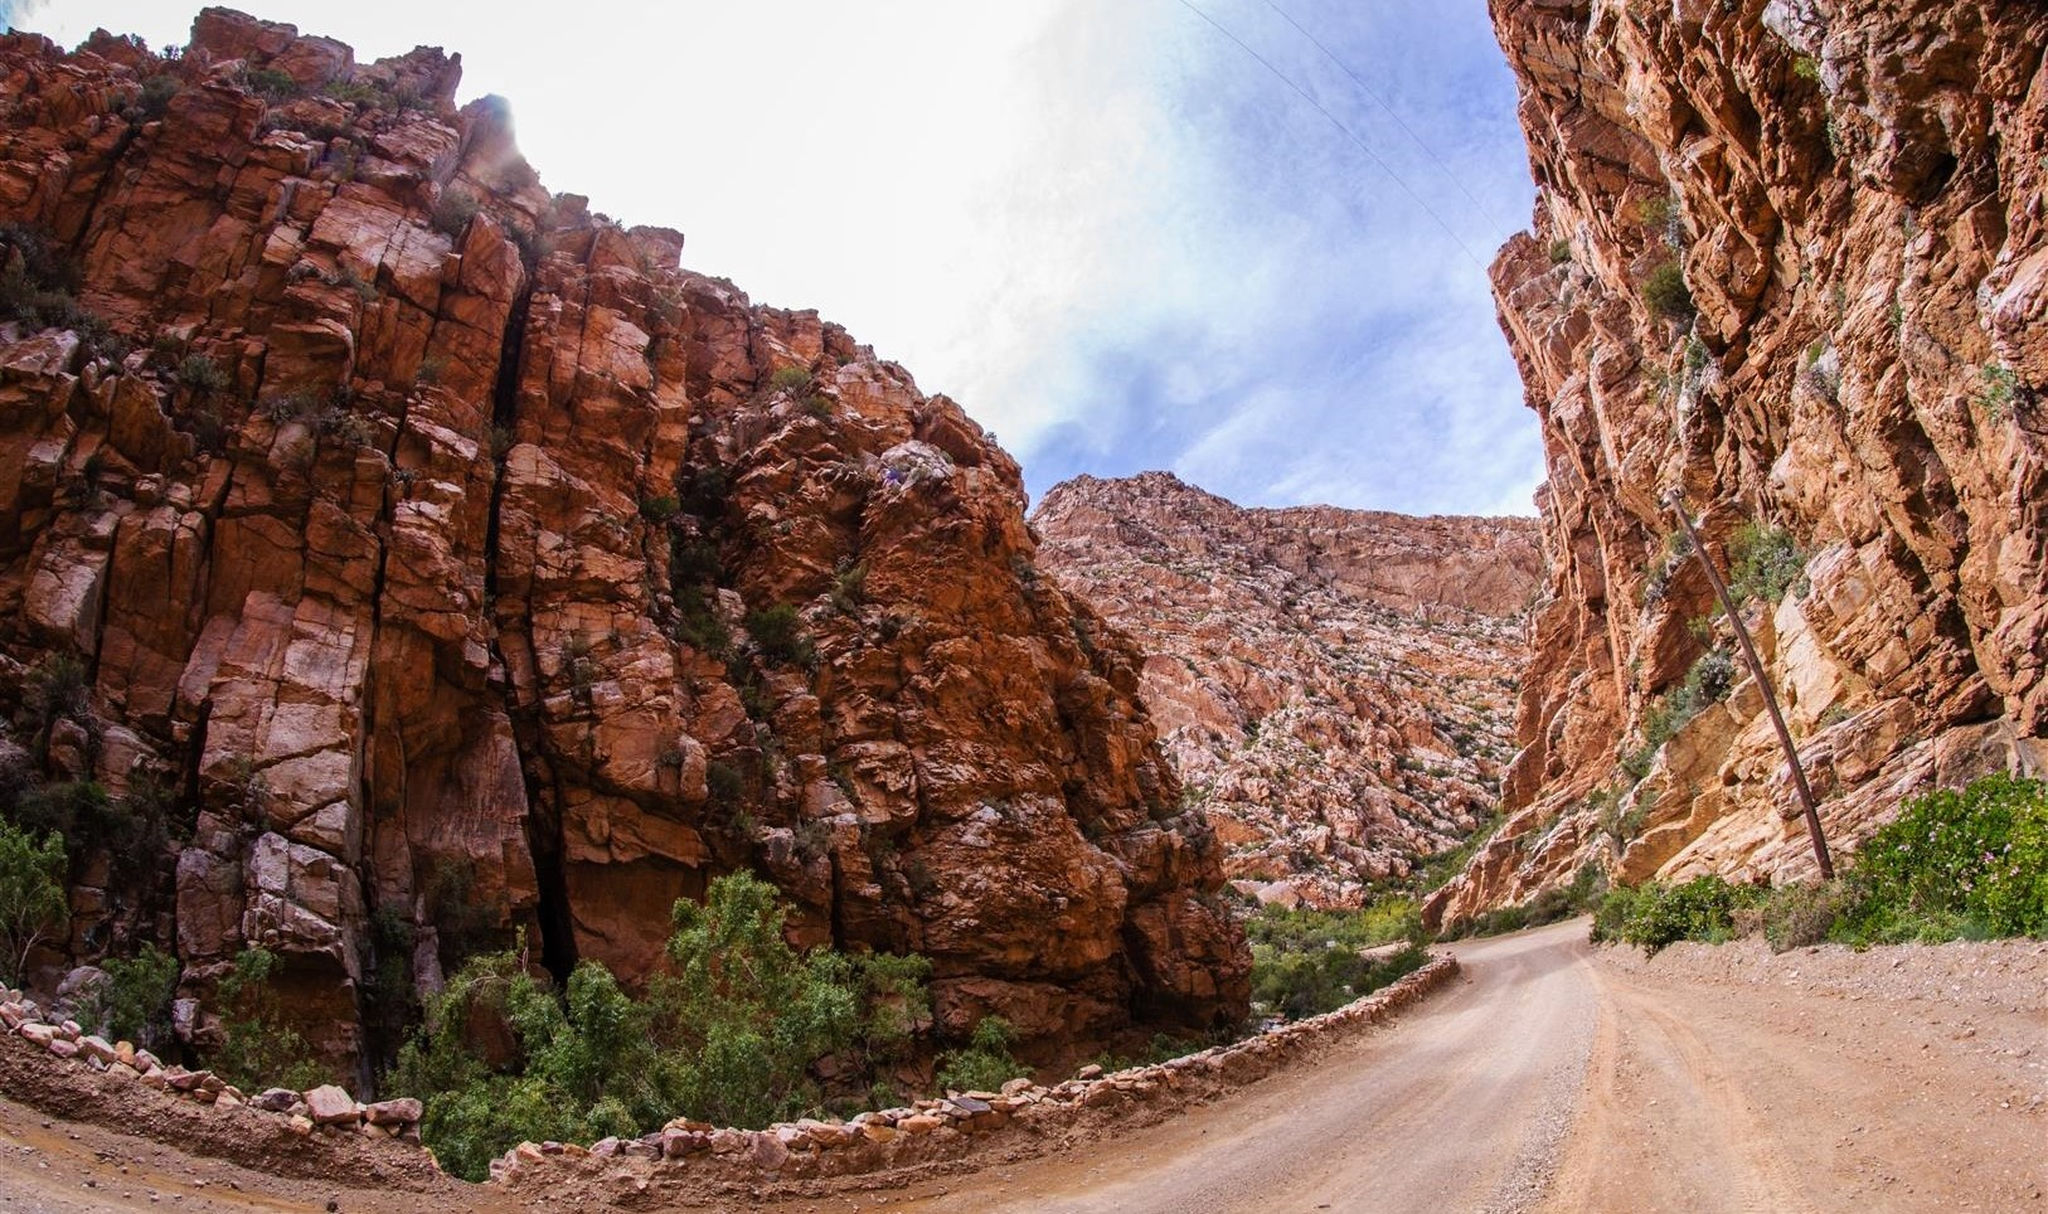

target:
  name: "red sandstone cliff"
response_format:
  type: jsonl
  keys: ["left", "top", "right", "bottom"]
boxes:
{"left": 1431, "top": 0, "right": 2047, "bottom": 925}
{"left": 0, "top": 9, "right": 1247, "bottom": 1071}
{"left": 1035, "top": 473, "right": 1541, "bottom": 907}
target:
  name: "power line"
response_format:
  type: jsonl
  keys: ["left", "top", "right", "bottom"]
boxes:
{"left": 1168, "top": 0, "right": 1492, "bottom": 273}
{"left": 1260, "top": 0, "right": 1513, "bottom": 234}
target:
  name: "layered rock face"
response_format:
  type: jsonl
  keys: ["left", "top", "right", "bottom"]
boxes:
{"left": 0, "top": 10, "right": 1247, "bottom": 1071}
{"left": 1431, "top": 0, "right": 2048, "bottom": 925}
{"left": 1035, "top": 473, "right": 1541, "bottom": 907}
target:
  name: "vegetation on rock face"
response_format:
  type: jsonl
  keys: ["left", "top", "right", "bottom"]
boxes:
{"left": 391, "top": 872, "right": 934, "bottom": 1181}
{"left": 1246, "top": 900, "right": 1427, "bottom": 1019}
{"left": 1725, "top": 522, "right": 1805, "bottom": 605}
{"left": 1619, "top": 649, "right": 1736, "bottom": 783}
{"left": 1595, "top": 774, "right": 2048, "bottom": 953}
{"left": 93, "top": 943, "right": 181, "bottom": 1050}
{"left": 935, "top": 1015, "right": 1022, "bottom": 1094}
{"left": 211, "top": 947, "right": 331, "bottom": 1094}
{"left": 1641, "top": 259, "right": 1695, "bottom": 320}
{"left": 0, "top": 820, "right": 65, "bottom": 985}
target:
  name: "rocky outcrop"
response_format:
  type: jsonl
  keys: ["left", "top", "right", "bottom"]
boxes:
{"left": 1431, "top": 0, "right": 2048, "bottom": 925}
{"left": 0, "top": 9, "right": 1247, "bottom": 1072}
{"left": 1035, "top": 473, "right": 1541, "bottom": 907}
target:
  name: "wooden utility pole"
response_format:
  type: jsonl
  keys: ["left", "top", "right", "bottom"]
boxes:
{"left": 1665, "top": 495, "right": 1836, "bottom": 879}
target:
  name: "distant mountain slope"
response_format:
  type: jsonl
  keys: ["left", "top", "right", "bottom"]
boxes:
{"left": 1035, "top": 472, "right": 1542, "bottom": 906}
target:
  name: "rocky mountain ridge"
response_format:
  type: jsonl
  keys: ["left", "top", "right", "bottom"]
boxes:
{"left": 0, "top": 8, "right": 1246, "bottom": 1076}
{"left": 1431, "top": 0, "right": 2047, "bottom": 925}
{"left": 1035, "top": 472, "right": 1541, "bottom": 907}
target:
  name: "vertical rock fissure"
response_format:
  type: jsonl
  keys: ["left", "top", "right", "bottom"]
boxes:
{"left": 481, "top": 273, "right": 575, "bottom": 987}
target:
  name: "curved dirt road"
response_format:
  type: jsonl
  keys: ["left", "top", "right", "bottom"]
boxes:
{"left": 0, "top": 918, "right": 2040, "bottom": 1212}
{"left": 890, "top": 917, "right": 2045, "bottom": 1214}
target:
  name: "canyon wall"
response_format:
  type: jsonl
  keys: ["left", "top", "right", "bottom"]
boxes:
{"left": 1035, "top": 472, "right": 1540, "bottom": 908}
{"left": 0, "top": 9, "right": 1247, "bottom": 1073}
{"left": 1432, "top": 0, "right": 2047, "bottom": 924}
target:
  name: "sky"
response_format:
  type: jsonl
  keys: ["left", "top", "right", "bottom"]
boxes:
{"left": 6, "top": 0, "right": 1544, "bottom": 517}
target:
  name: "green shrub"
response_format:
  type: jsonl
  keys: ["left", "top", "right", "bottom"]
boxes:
{"left": 430, "top": 189, "right": 481, "bottom": 239}
{"left": 829, "top": 561, "right": 868, "bottom": 616}
{"left": 1247, "top": 900, "right": 1427, "bottom": 1019}
{"left": 0, "top": 224, "right": 115, "bottom": 352}
{"left": 1599, "top": 775, "right": 2048, "bottom": 954}
{"left": 935, "top": 1015, "right": 1021, "bottom": 1093}
{"left": 240, "top": 67, "right": 301, "bottom": 102}
{"left": 133, "top": 73, "right": 181, "bottom": 119}
{"left": 1727, "top": 522, "right": 1805, "bottom": 604}
{"left": 1548, "top": 238, "right": 1571, "bottom": 265}
{"left": 1839, "top": 772, "right": 2048, "bottom": 942}
{"left": 0, "top": 821, "right": 65, "bottom": 985}
{"left": 767, "top": 365, "right": 814, "bottom": 395}
{"left": 96, "top": 944, "right": 181, "bottom": 1049}
{"left": 1792, "top": 55, "right": 1822, "bottom": 83}
{"left": 745, "top": 603, "right": 815, "bottom": 668}
{"left": 1749, "top": 880, "right": 1857, "bottom": 952}
{"left": 1977, "top": 363, "right": 2019, "bottom": 422}
{"left": 1642, "top": 260, "right": 1695, "bottom": 321}
{"left": 391, "top": 873, "right": 930, "bottom": 1180}
{"left": 1591, "top": 874, "right": 1762, "bottom": 953}
{"left": 178, "top": 353, "right": 229, "bottom": 394}
{"left": 210, "top": 947, "right": 330, "bottom": 1092}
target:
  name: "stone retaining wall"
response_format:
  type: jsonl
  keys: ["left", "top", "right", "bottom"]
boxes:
{"left": 0, "top": 988, "right": 424, "bottom": 1140}
{"left": 491, "top": 954, "right": 1463, "bottom": 1192}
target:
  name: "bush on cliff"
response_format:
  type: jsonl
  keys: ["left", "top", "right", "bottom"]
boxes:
{"left": 211, "top": 946, "right": 331, "bottom": 1093}
{"left": 0, "top": 819, "right": 65, "bottom": 985}
{"left": 935, "top": 1014, "right": 1022, "bottom": 1093}
{"left": 1596, "top": 774, "right": 2048, "bottom": 953}
{"left": 390, "top": 872, "right": 932, "bottom": 1181}
{"left": 94, "top": 943, "right": 181, "bottom": 1050}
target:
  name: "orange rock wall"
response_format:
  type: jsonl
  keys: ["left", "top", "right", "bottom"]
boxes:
{"left": 0, "top": 10, "right": 1246, "bottom": 1068}
{"left": 1432, "top": 0, "right": 2048, "bottom": 923}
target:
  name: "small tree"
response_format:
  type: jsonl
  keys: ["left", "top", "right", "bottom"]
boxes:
{"left": 0, "top": 821, "right": 65, "bottom": 985}
{"left": 97, "top": 944, "right": 181, "bottom": 1048}
{"left": 935, "top": 1015, "right": 1022, "bottom": 1093}
{"left": 212, "top": 947, "right": 328, "bottom": 1091}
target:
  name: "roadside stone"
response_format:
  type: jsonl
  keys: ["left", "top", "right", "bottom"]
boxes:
{"left": 899, "top": 1115, "right": 942, "bottom": 1135}
{"left": 47, "top": 1038, "right": 79, "bottom": 1059}
{"left": 286, "top": 1115, "right": 314, "bottom": 1137}
{"left": 751, "top": 1131, "right": 789, "bottom": 1171}
{"left": 252, "top": 1088, "right": 299, "bottom": 1113}
{"left": 303, "top": 1085, "right": 358, "bottom": 1126}
{"left": 364, "top": 1097, "right": 422, "bottom": 1126}
{"left": 18, "top": 1023, "right": 55, "bottom": 1047}
{"left": 1076, "top": 1063, "right": 1104, "bottom": 1080}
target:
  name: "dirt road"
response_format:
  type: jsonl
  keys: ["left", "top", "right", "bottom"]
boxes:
{"left": 0, "top": 918, "right": 2040, "bottom": 1212}
{"left": 885, "top": 918, "right": 2044, "bottom": 1213}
